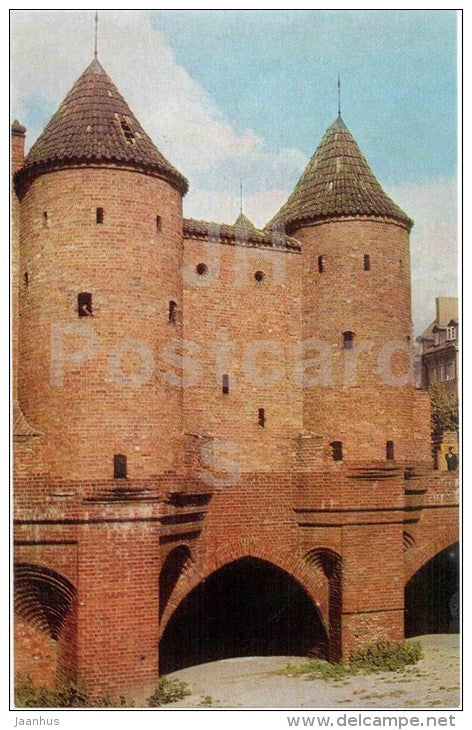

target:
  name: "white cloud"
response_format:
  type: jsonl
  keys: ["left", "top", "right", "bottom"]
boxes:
{"left": 388, "top": 177, "right": 458, "bottom": 335}
{"left": 10, "top": 9, "right": 306, "bottom": 220}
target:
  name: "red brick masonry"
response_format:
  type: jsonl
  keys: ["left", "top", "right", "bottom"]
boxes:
{"left": 12, "top": 60, "right": 459, "bottom": 698}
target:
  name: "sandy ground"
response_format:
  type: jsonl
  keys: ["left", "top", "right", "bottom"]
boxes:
{"left": 162, "top": 635, "right": 460, "bottom": 709}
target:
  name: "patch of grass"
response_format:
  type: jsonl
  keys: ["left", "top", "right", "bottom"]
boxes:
{"left": 199, "top": 695, "right": 215, "bottom": 707}
{"left": 276, "top": 658, "right": 353, "bottom": 680}
{"left": 14, "top": 674, "right": 134, "bottom": 708}
{"left": 276, "top": 640, "right": 423, "bottom": 682}
{"left": 146, "top": 677, "right": 191, "bottom": 707}
{"left": 350, "top": 640, "right": 423, "bottom": 674}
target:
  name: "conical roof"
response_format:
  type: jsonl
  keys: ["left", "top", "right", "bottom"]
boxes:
{"left": 234, "top": 211, "right": 256, "bottom": 229}
{"left": 268, "top": 115, "right": 412, "bottom": 234}
{"left": 15, "top": 58, "right": 188, "bottom": 195}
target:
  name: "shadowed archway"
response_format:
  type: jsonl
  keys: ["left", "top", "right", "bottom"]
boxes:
{"left": 159, "top": 556, "right": 328, "bottom": 674}
{"left": 405, "top": 542, "right": 459, "bottom": 637}
{"left": 14, "top": 563, "right": 77, "bottom": 686}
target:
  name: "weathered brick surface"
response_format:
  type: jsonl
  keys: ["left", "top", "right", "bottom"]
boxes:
{"left": 17, "top": 166, "right": 184, "bottom": 480}
{"left": 12, "top": 97, "right": 458, "bottom": 698}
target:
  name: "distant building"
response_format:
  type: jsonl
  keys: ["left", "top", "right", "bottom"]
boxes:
{"left": 420, "top": 297, "right": 459, "bottom": 397}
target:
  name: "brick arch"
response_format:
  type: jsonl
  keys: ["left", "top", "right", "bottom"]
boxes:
{"left": 14, "top": 562, "right": 76, "bottom": 640}
{"left": 160, "top": 538, "right": 328, "bottom": 635}
{"left": 303, "top": 547, "right": 343, "bottom": 661}
{"left": 14, "top": 563, "right": 78, "bottom": 686}
{"left": 404, "top": 526, "right": 459, "bottom": 583}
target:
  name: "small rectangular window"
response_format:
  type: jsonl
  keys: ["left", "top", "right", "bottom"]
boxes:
{"left": 114, "top": 454, "right": 127, "bottom": 479}
{"left": 330, "top": 441, "right": 343, "bottom": 461}
{"left": 318, "top": 255, "right": 324, "bottom": 273}
{"left": 258, "top": 408, "right": 265, "bottom": 427}
{"left": 121, "top": 119, "right": 135, "bottom": 143}
{"left": 446, "top": 361, "right": 456, "bottom": 381}
{"left": 169, "top": 300, "right": 177, "bottom": 323}
{"left": 364, "top": 254, "right": 370, "bottom": 271}
{"left": 343, "top": 331, "right": 354, "bottom": 350}
{"left": 156, "top": 215, "right": 162, "bottom": 232}
{"left": 386, "top": 440, "right": 395, "bottom": 460}
{"left": 78, "top": 292, "right": 92, "bottom": 317}
{"left": 446, "top": 326, "right": 456, "bottom": 341}
{"left": 42, "top": 211, "right": 48, "bottom": 227}
{"left": 96, "top": 207, "right": 104, "bottom": 224}
{"left": 222, "top": 374, "right": 229, "bottom": 394}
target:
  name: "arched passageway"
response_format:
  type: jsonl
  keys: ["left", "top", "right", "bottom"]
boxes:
{"left": 14, "top": 563, "right": 77, "bottom": 686}
{"left": 405, "top": 542, "right": 459, "bottom": 637}
{"left": 159, "top": 556, "right": 328, "bottom": 674}
{"left": 159, "top": 545, "right": 192, "bottom": 618}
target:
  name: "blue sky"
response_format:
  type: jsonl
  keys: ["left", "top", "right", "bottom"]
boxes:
{"left": 151, "top": 9, "right": 457, "bottom": 188}
{"left": 10, "top": 9, "right": 458, "bottom": 333}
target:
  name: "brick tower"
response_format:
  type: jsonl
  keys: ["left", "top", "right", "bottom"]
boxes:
{"left": 14, "top": 58, "right": 188, "bottom": 480}
{"left": 270, "top": 114, "right": 431, "bottom": 465}
{"left": 13, "top": 56, "right": 458, "bottom": 703}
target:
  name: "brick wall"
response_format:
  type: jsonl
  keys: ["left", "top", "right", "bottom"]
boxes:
{"left": 297, "top": 217, "right": 431, "bottom": 464}
{"left": 182, "top": 234, "right": 302, "bottom": 471}
{"left": 17, "top": 166, "right": 184, "bottom": 480}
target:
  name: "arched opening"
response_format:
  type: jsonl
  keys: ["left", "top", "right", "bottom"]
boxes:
{"left": 405, "top": 542, "right": 459, "bottom": 637}
{"left": 159, "top": 556, "right": 327, "bottom": 674}
{"left": 304, "top": 548, "right": 342, "bottom": 662}
{"left": 159, "top": 545, "right": 192, "bottom": 618}
{"left": 14, "top": 563, "right": 77, "bottom": 686}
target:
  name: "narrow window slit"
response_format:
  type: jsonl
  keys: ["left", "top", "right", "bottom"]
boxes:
{"left": 96, "top": 207, "right": 104, "bottom": 224}
{"left": 222, "top": 374, "right": 229, "bottom": 394}
{"left": 258, "top": 408, "right": 265, "bottom": 427}
{"left": 42, "top": 211, "right": 48, "bottom": 227}
{"left": 330, "top": 441, "right": 343, "bottom": 461}
{"left": 318, "top": 255, "right": 324, "bottom": 273}
{"left": 386, "top": 441, "right": 395, "bottom": 460}
{"left": 342, "top": 331, "right": 355, "bottom": 350}
{"left": 114, "top": 454, "right": 127, "bottom": 479}
{"left": 156, "top": 215, "right": 162, "bottom": 232}
{"left": 78, "top": 292, "right": 93, "bottom": 317}
{"left": 121, "top": 119, "right": 135, "bottom": 143}
{"left": 363, "top": 254, "right": 370, "bottom": 271}
{"left": 169, "top": 300, "right": 177, "bottom": 323}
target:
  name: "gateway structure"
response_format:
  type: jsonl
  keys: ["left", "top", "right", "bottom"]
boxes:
{"left": 12, "top": 56, "right": 459, "bottom": 697}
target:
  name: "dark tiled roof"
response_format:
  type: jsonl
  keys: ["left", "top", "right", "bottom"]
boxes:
{"left": 268, "top": 115, "right": 412, "bottom": 234}
{"left": 11, "top": 119, "right": 26, "bottom": 137}
{"left": 15, "top": 58, "right": 188, "bottom": 195}
{"left": 183, "top": 218, "right": 301, "bottom": 251}
{"left": 234, "top": 211, "right": 256, "bottom": 229}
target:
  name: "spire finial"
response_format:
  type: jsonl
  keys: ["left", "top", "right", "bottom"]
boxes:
{"left": 337, "top": 73, "right": 341, "bottom": 117}
{"left": 240, "top": 179, "right": 243, "bottom": 214}
{"left": 94, "top": 11, "right": 98, "bottom": 59}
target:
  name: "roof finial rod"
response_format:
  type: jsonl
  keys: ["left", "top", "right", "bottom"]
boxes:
{"left": 337, "top": 73, "right": 341, "bottom": 117}
{"left": 94, "top": 11, "right": 98, "bottom": 59}
{"left": 240, "top": 178, "right": 243, "bottom": 214}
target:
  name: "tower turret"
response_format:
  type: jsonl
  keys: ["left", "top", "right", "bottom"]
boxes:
{"left": 15, "top": 58, "right": 188, "bottom": 480}
{"left": 270, "top": 115, "right": 427, "bottom": 465}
